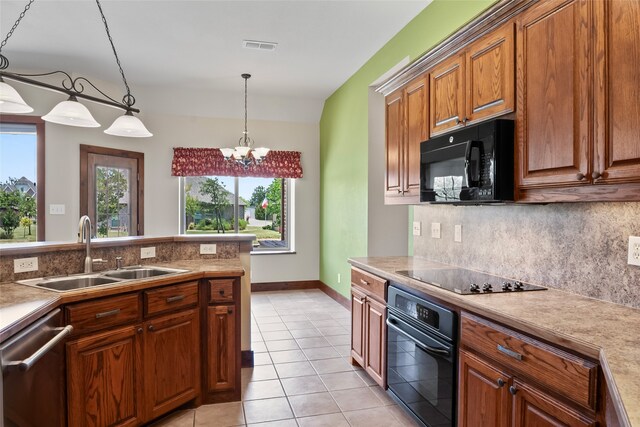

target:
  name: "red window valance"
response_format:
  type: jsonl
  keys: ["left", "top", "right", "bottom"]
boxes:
{"left": 171, "top": 148, "right": 303, "bottom": 178}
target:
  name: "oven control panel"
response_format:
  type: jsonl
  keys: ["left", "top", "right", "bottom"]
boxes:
{"left": 395, "top": 295, "right": 440, "bottom": 330}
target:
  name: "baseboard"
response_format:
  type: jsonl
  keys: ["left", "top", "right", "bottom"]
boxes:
{"left": 251, "top": 280, "right": 350, "bottom": 311}
{"left": 241, "top": 350, "right": 254, "bottom": 368}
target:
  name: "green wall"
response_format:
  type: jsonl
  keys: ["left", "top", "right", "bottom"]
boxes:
{"left": 319, "top": 0, "right": 496, "bottom": 297}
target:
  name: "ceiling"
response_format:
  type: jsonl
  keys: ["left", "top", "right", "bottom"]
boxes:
{"left": 0, "top": 1, "right": 431, "bottom": 121}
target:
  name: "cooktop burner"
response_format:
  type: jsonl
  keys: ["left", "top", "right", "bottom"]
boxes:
{"left": 395, "top": 268, "right": 546, "bottom": 295}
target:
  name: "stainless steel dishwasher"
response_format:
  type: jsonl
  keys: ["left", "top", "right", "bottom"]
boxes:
{"left": 1, "top": 308, "right": 72, "bottom": 427}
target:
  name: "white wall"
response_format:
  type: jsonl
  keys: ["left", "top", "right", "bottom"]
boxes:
{"left": 9, "top": 79, "right": 320, "bottom": 283}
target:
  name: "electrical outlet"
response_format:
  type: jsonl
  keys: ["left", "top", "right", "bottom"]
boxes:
{"left": 49, "top": 204, "right": 65, "bottom": 215}
{"left": 337, "top": 273, "right": 341, "bottom": 284}
{"left": 140, "top": 246, "right": 156, "bottom": 259}
{"left": 413, "top": 221, "right": 422, "bottom": 236}
{"left": 629, "top": 236, "right": 640, "bottom": 266}
{"left": 200, "top": 244, "right": 217, "bottom": 255}
{"left": 431, "top": 223, "right": 441, "bottom": 239}
{"left": 14, "top": 257, "right": 38, "bottom": 273}
{"left": 454, "top": 225, "right": 462, "bottom": 243}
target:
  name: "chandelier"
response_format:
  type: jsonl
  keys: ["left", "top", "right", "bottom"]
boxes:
{"left": 0, "top": 0, "right": 152, "bottom": 137}
{"left": 219, "top": 73, "right": 270, "bottom": 167}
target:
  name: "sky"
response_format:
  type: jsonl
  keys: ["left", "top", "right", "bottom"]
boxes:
{"left": 0, "top": 133, "right": 37, "bottom": 183}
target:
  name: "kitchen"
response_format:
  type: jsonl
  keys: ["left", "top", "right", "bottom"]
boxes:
{"left": 2, "top": 1, "right": 640, "bottom": 425}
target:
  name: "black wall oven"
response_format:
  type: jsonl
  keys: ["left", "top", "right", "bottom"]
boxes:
{"left": 387, "top": 285, "right": 457, "bottom": 427}
{"left": 420, "top": 119, "right": 514, "bottom": 203}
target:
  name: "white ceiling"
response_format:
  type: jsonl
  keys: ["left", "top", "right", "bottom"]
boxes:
{"left": 0, "top": 0, "right": 431, "bottom": 121}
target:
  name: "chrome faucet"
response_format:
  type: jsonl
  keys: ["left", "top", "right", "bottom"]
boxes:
{"left": 78, "top": 215, "right": 94, "bottom": 273}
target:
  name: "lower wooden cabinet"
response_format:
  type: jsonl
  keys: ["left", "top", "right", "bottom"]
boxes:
{"left": 67, "top": 325, "right": 144, "bottom": 427}
{"left": 207, "top": 305, "right": 236, "bottom": 392}
{"left": 144, "top": 309, "right": 200, "bottom": 420}
{"left": 350, "top": 267, "right": 387, "bottom": 388}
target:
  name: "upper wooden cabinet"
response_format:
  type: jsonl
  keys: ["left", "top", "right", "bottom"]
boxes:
{"left": 430, "top": 22, "right": 515, "bottom": 137}
{"left": 384, "top": 75, "right": 427, "bottom": 204}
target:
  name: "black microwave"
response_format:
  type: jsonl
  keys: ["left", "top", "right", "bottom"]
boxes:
{"left": 420, "top": 119, "right": 514, "bottom": 204}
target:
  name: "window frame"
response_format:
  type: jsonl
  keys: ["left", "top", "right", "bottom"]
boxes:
{"left": 80, "top": 144, "right": 144, "bottom": 237}
{"left": 0, "top": 114, "right": 46, "bottom": 241}
{"left": 179, "top": 176, "right": 293, "bottom": 253}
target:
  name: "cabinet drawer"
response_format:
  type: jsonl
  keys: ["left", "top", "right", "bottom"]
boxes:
{"left": 66, "top": 293, "right": 140, "bottom": 334}
{"left": 144, "top": 281, "right": 199, "bottom": 316}
{"left": 461, "top": 313, "right": 597, "bottom": 409}
{"left": 351, "top": 267, "right": 386, "bottom": 301}
{"left": 209, "top": 279, "right": 235, "bottom": 303}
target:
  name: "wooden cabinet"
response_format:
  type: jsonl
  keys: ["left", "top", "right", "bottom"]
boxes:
{"left": 459, "top": 312, "right": 598, "bottom": 427}
{"left": 430, "top": 22, "right": 514, "bottom": 137}
{"left": 349, "top": 268, "right": 387, "bottom": 388}
{"left": 67, "top": 325, "right": 144, "bottom": 427}
{"left": 203, "top": 278, "right": 241, "bottom": 403}
{"left": 66, "top": 280, "right": 204, "bottom": 426}
{"left": 143, "top": 309, "right": 200, "bottom": 420}
{"left": 385, "top": 75, "right": 427, "bottom": 204}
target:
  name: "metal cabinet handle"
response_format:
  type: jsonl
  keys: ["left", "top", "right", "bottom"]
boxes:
{"left": 576, "top": 173, "right": 586, "bottom": 181}
{"left": 166, "top": 295, "right": 185, "bottom": 303}
{"left": 148, "top": 324, "right": 155, "bottom": 331}
{"left": 397, "top": 189, "right": 402, "bottom": 194}
{"left": 509, "top": 385, "right": 518, "bottom": 395}
{"left": 137, "top": 327, "right": 143, "bottom": 334}
{"left": 463, "top": 117, "right": 469, "bottom": 124}
{"left": 95, "top": 308, "right": 120, "bottom": 319}
{"left": 4, "top": 325, "right": 73, "bottom": 372}
{"left": 456, "top": 118, "right": 462, "bottom": 125}
{"left": 497, "top": 344, "right": 523, "bottom": 361}
{"left": 592, "top": 171, "right": 602, "bottom": 180}
{"left": 219, "top": 289, "right": 225, "bottom": 295}
{"left": 360, "top": 279, "right": 370, "bottom": 287}
{"left": 227, "top": 308, "right": 233, "bottom": 314}
{"left": 497, "top": 378, "right": 505, "bottom": 387}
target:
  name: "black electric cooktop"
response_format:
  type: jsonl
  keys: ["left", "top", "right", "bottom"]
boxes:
{"left": 395, "top": 268, "right": 546, "bottom": 295}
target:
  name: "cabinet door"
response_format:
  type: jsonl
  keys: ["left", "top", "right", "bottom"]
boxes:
{"left": 594, "top": 0, "right": 640, "bottom": 184}
{"left": 350, "top": 287, "right": 366, "bottom": 366}
{"left": 144, "top": 309, "right": 200, "bottom": 421}
{"left": 208, "top": 305, "right": 236, "bottom": 392}
{"left": 430, "top": 54, "right": 465, "bottom": 136}
{"left": 516, "top": 0, "right": 591, "bottom": 189}
{"left": 511, "top": 380, "right": 596, "bottom": 427}
{"left": 404, "top": 75, "right": 428, "bottom": 202}
{"left": 67, "top": 325, "right": 143, "bottom": 427}
{"left": 466, "top": 22, "right": 515, "bottom": 124}
{"left": 364, "top": 297, "right": 386, "bottom": 388}
{"left": 458, "top": 350, "right": 511, "bottom": 427}
{"left": 385, "top": 89, "right": 404, "bottom": 200}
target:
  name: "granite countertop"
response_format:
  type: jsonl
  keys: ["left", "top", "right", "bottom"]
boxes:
{"left": 0, "top": 258, "right": 244, "bottom": 342}
{"left": 349, "top": 256, "right": 640, "bottom": 427}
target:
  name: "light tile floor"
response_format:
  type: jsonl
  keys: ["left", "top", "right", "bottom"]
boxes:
{"left": 152, "top": 289, "right": 420, "bottom": 427}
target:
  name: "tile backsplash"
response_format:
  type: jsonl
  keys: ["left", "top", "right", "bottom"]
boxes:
{"left": 413, "top": 202, "right": 640, "bottom": 308}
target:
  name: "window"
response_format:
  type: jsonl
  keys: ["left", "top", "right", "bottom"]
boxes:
{"left": 80, "top": 145, "right": 144, "bottom": 238}
{"left": 0, "top": 115, "right": 45, "bottom": 243}
{"left": 181, "top": 176, "right": 291, "bottom": 251}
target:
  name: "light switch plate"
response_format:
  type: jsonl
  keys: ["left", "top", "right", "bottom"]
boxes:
{"left": 140, "top": 247, "right": 156, "bottom": 259}
{"left": 200, "top": 244, "right": 217, "bottom": 255}
{"left": 14, "top": 257, "right": 38, "bottom": 273}
{"left": 629, "top": 236, "right": 640, "bottom": 266}
{"left": 49, "top": 204, "right": 65, "bottom": 215}
{"left": 413, "top": 221, "right": 422, "bottom": 236}
{"left": 454, "top": 225, "right": 462, "bottom": 243}
{"left": 431, "top": 223, "right": 441, "bottom": 239}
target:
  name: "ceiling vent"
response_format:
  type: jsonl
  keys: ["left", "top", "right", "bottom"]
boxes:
{"left": 242, "top": 40, "right": 278, "bottom": 51}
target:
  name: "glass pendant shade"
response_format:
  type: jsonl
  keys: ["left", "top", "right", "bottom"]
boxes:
{"left": 220, "top": 148, "right": 235, "bottom": 159}
{"left": 42, "top": 96, "right": 100, "bottom": 128}
{"left": 234, "top": 146, "right": 251, "bottom": 158}
{"left": 254, "top": 147, "right": 270, "bottom": 159}
{"left": 0, "top": 80, "right": 34, "bottom": 113}
{"left": 104, "top": 111, "right": 152, "bottom": 137}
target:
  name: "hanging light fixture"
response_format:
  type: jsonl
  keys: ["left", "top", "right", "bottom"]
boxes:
{"left": 219, "top": 73, "right": 270, "bottom": 168}
{"left": 0, "top": 0, "right": 152, "bottom": 138}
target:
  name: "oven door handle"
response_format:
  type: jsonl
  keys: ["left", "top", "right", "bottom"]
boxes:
{"left": 386, "top": 318, "right": 450, "bottom": 357}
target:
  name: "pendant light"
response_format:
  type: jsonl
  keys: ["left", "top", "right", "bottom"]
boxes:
{"left": 219, "top": 73, "right": 270, "bottom": 168}
{"left": 0, "top": 0, "right": 151, "bottom": 137}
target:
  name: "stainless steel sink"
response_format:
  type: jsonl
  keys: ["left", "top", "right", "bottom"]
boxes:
{"left": 16, "top": 266, "right": 187, "bottom": 292}
{"left": 102, "top": 266, "right": 186, "bottom": 280}
{"left": 18, "top": 275, "right": 122, "bottom": 292}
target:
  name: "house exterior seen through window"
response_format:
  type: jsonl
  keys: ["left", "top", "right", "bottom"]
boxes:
{"left": 182, "top": 176, "right": 290, "bottom": 252}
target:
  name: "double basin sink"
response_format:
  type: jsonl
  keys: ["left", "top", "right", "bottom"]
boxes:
{"left": 17, "top": 266, "right": 188, "bottom": 292}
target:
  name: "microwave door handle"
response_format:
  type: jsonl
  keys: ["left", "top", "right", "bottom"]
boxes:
{"left": 464, "top": 140, "right": 481, "bottom": 187}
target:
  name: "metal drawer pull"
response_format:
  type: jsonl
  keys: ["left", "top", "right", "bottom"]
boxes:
{"left": 95, "top": 308, "right": 120, "bottom": 319}
{"left": 360, "top": 279, "right": 370, "bottom": 286}
{"left": 497, "top": 344, "right": 523, "bottom": 361}
{"left": 497, "top": 378, "right": 505, "bottom": 387}
{"left": 7, "top": 325, "right": 73, "bottom": 372}
{"left": 509, "top": 385, "right": 518, "bottom": 395}
{"left": 219, "top": 289, "right": 225, "bottom": 295}
{"left": 166, "top": 295, "right": 185, "bottom": 303}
